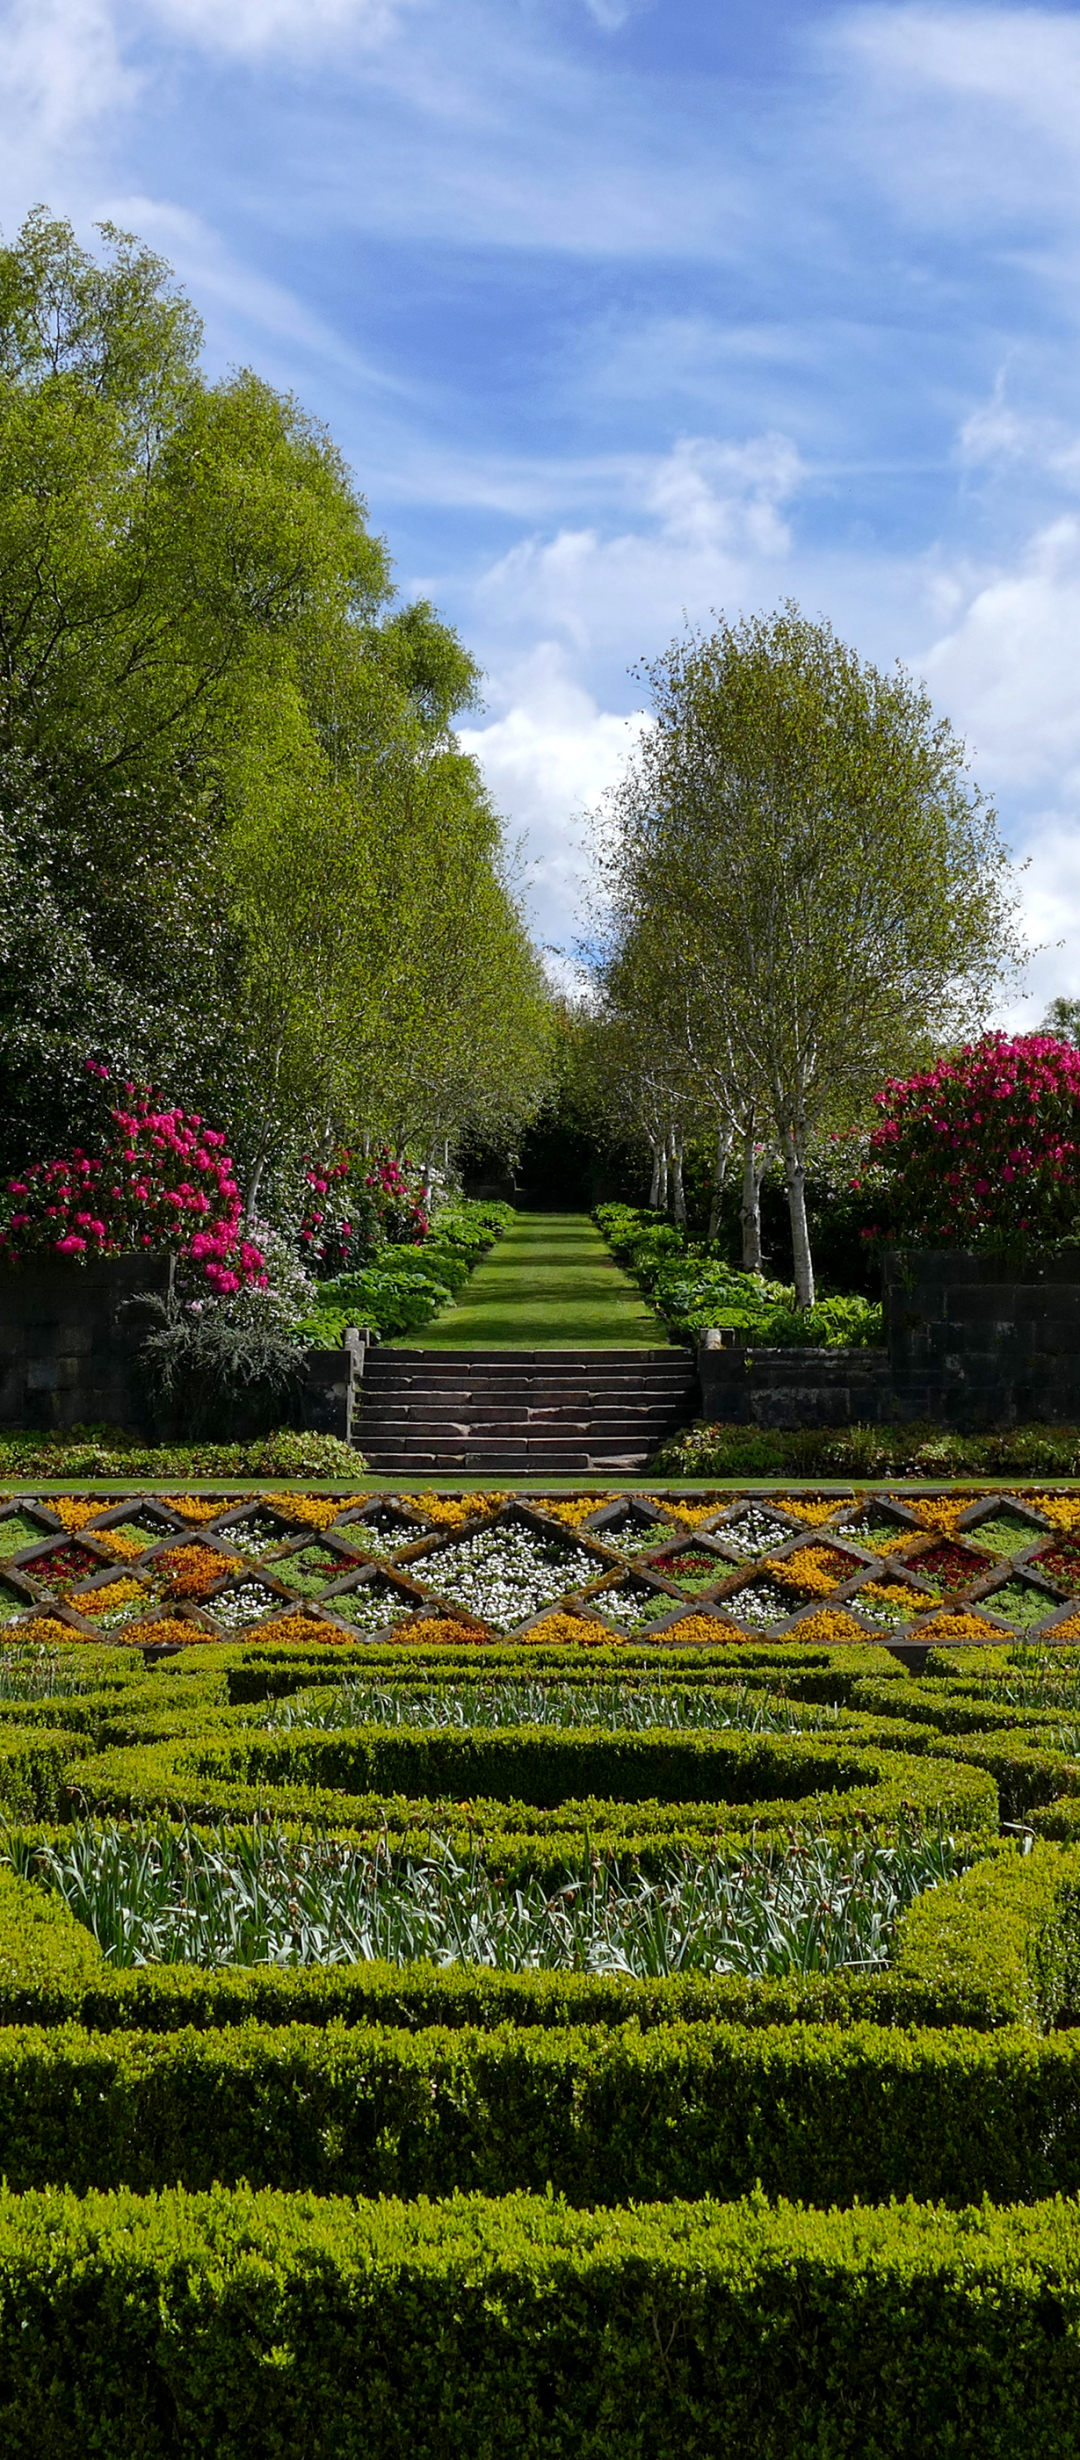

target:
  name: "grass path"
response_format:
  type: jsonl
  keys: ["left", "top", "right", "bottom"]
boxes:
{"left": 398, "top": 1211, "right": 667, "bottom": 1349}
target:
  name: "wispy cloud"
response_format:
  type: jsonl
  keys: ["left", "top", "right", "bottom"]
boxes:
{"left": 143, "top": 0, "right": 419, "bottom": 60}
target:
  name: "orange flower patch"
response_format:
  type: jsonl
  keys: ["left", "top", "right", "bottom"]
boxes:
{"left": 859, "top": 1579, "right": 922, "bottom": 1612}
{"left": 17, "top": 1614, "right": 83, "bottom": 1646}
{"left": 242, "top": 1611, "right": 343, "bottom": 1647}
{"left": 1039, "top": 1607, "right": 1080, "bottom": 1640}
{"left": 154, "top": 1545, "right": 242, "bottom": 1600}
{"left": 394, "top": 1615, "right": 495, "bottom": 1646}
{"left": 661, "top": 1613, "right": 745, "bottom": 1645}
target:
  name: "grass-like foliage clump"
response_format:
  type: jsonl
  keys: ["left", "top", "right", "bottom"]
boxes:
{"left": 8, "top": 1820, "right": 965, "bottom": 1978}
{"left": 262, "top": 1680, "right": 838, "bottom": 1736}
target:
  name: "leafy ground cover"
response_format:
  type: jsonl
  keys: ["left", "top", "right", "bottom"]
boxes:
{"left": 299, "top": 1200, "right": 514, "bottom": 1344}
{"left": 2, "top": 1479, "right": 1080, "bottom": 2445}
{"left": 596, "top": 1202, "right": 884, "bottom": 1345}
{"left": 657, "top": 1420, "right": 1080, "bottom": 1478}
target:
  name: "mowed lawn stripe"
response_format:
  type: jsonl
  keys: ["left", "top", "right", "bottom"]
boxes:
{"left": 399, "top": 1211, "right": 667, "bottom": 1349}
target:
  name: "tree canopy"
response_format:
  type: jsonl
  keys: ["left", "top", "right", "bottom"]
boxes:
{"left": 0, "top": 209, "right": 550, "bottom": 1190}
{"left": 594, "top": 605, "right": 1023, "bottom": 1302}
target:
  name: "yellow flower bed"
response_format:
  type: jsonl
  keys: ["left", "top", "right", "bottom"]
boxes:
{"left": 243, "top": 1610, "right": 343, "bottom": 1647}
{"left": 166, "top": 1496, "right": 247, "bottom": 1523}
{"left": 768, "top": 1545, "right": 847, "bottom": 1597}
{"left": 77, "top": 1578, "right": 145, "bottom": 1619}
{"left": 901, "top": 1497, "right": 982, "bottom": 1539}
{"left": 392, "top": 1615, "right": 493, "bottom": 1646}
{"left": 399, "top": 1494, "right": 506, "bottom": 1529}
{"left": 649, "top": 1500, "right": 724, "bottom": 1530}
{"left": 774, "top": 1496, "right": 853, "bottom": 1525}
{"left": 49, "top": 1498, "right": 106, "bottom": 1533}
{"left": 262, "top": 1493, "right": 368, "bottom": 1533}
{"left": 860, "top": 1580, "right": 920, "bottom": 1612}
{"left": 909, "top": 1610, "right": 1002, "bottom": 1643}
{"left": 517, "top": 1612, "right": 626, "bottom": 1648}
{"left": 663, "top": 1613, "right": 744, "bottom": 1645}
{"left": 532, "top": 1497, "right": 617, "bottom": 1531}
{"left": 94, "top": 1528, "right": 151, "bottom": 1562}
{"left": 19, "top": 1615, "right": 81, "bottom": 1646}
{"left": 1024, "top": 1495, "right": 1080, "bottom": 1533}
{"left": 122, "top": 1616, "right": 220, "bottom": 1648}
{"left": 787, "top": 1607, "right": 868, "bottom": 1645}
{"left": 1038, "top": 1606, "right": 1080, "bottom": 1639}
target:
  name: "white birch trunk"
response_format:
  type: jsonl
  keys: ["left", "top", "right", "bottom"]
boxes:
{"left": 648, "top": 1141, "right": 662, "bottom": 1208}
{"left": 780, "top": 1120, "right": 815, "bottom": 1307}
{"left": 707, "top": 1119, "right": 734, "bottom": 1244}
{"left": 669, "top": 1126, "right": 687, "bottom": 1225}
{"left": 656, "top": 1142, "right": 668, "bottom": 1212}
{"left": 740, "top": 1121, "right": 764, "bottom": 1273}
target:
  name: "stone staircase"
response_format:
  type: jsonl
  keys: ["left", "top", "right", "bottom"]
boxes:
{"left": 356, "top": 1347, "right": 700, "bottom": 1474}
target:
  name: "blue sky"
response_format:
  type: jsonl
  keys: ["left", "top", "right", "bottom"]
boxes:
{"left": 4, "top": 0, "right": 1080, "bottom": 1009}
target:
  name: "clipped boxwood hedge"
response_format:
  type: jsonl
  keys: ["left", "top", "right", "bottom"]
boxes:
{"left": 0, "top": 2185, "right": 1075, "bottom": 2458}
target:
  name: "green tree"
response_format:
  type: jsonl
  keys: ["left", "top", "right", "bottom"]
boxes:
{"left": 598, "top": 606, "right": 1022, "bottom": 1304}
{"left": 0, "top": 208, "right": 494, "bottom": 1182}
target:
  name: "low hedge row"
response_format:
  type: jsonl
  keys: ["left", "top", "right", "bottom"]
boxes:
{"left": 4, "top": 2014, "right": 1080, "bottom": 2203}
{"left": 62, "top": 1734, "right": 999, "bottom": 1855}
{"left": 0, "top": 2185, "right": 1075, "bottom": 2457}
{"left": 0, "top": 1841, "right": 1072, "bottom": 2034}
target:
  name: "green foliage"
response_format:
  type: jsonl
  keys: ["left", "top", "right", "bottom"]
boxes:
{"left": 1, "top": 2008, "right": 1080, "bottom": 2205}
{"left": 0, "top": 1427, "right": 363, "bottom": 1478}
{"left": 0, "top": 2183, "right": 1075, "bottom": 2455}
{"left": 595, "top": 1203, "right": 884, "bottom": 1343}
{"left": 136, "top": 1293, "right": 308, "bottom": 1440}
{"left": 300, "top": 1200, "right": 513, "bottom": 1342}
{"left": 656, "top": 1419, "right": 1080, "bottom": 1477}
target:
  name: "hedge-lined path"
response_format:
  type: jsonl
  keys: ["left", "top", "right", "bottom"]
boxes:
{"left": 366, "top": 1213, "right": 688, "bottom": 1471}
{"left": 397, "top": 1211, "right": 665, "bottom": 1351}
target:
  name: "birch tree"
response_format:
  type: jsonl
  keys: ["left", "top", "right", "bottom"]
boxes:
{"left": 600, "top": 606, "right": 1021, "bottom": 1304}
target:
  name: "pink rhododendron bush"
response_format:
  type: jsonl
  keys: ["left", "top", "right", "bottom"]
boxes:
{"left": 0, "top": 1072, "right": 265, "bottom": 1295}
{"left": 870, "top": 1033, "right": 1080, "bottom": 1246}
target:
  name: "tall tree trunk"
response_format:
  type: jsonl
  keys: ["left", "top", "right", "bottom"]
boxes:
{"left": 740, "top": 1121, "right": 764, "bottom": 1273}
{"left": 669, "top": 1126, "right": 687, "bottom": 1226}
{"left": 780, "top": 1120, "right": 815, "bottom": 1307}
{"left": 656, "top": 1141, "right": 668, "bottom": 1212}
{"left": 707, "top": 1120, "right": 734, "bottom": 1245}
{"left": 649, "top": 1141, "right": 662, "bottom": 1209}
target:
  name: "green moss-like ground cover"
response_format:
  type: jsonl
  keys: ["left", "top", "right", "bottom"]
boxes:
{"left": 401, "top": 1210, "right": 665, "bottom": 1349}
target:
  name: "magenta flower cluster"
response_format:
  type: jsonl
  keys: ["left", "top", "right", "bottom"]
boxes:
{"left": 299, "top": 1146, "right": 429, "bottom": 1274}
{"left": 868, "top": 1033, "right": 1080, "bottom": 1245}
{"left": 1, "top": 1073, "right": 265, "bottom": 1294}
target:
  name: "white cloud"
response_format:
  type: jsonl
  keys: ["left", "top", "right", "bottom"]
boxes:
{"left": 918, "top": 517, "right": 1080, "bottom": 795}
{"left": 459, "top": 646, "right": 647, "bottom": 950}
{"left": 0, "top": 0, "right": 135, "bottom": 219}
{"left": 473, "top": 431, "right": 803, "bottom": 660}
{"left": 144, "top": 0, "right": 417, "bottom": 58}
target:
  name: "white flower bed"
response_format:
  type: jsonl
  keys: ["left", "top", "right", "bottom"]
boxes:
{"left": 422, "top": 1521, "right": 586, "bottom": 1632}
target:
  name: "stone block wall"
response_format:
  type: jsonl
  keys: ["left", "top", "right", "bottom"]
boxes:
{"left": 697, "top": 1336, "right": 891, "bottom": 1430}
{"left": 0, "top": 1256, "right": 174, "bottom": 1434}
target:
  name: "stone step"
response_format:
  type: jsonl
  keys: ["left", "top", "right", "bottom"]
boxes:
{"left": 355, "top": 1342, "right": 698, "bottom": 1470}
